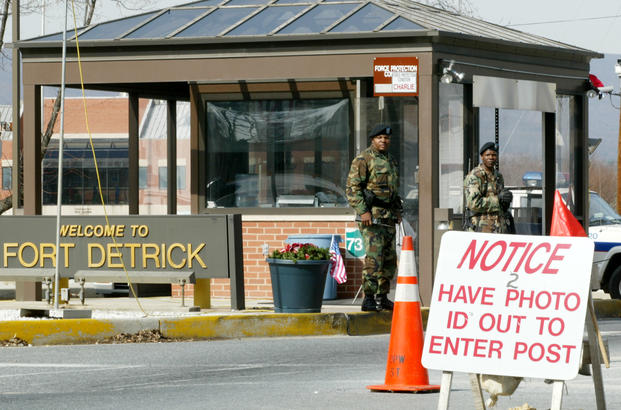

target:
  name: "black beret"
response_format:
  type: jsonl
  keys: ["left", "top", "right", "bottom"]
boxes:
{"left": 479, "top": 142, "right": 498, "bottom": 155}
{"left": 368, "top": 124, "right": 392, "bottom": 140}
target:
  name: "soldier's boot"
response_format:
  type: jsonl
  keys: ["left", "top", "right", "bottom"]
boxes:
{"left": 377, "top": 294, "right": 394, "bottom": 311}
{"left": 361, "top": 294, "right": 380, "bottom": 312}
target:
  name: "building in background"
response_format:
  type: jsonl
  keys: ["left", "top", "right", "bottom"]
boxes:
{"left": 0, "top": 98, "right": 191, "bottom": 216}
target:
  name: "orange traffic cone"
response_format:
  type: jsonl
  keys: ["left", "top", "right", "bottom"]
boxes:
{"left": 367, "top": 236, "right": 440, "bottom": 393}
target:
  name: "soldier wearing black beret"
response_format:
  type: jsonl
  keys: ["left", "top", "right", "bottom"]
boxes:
{"left": 463, "top": 142, "right": 513, "bottom": 233}
{"left": 346, "top": 124, "right": 402, "bottom": 312}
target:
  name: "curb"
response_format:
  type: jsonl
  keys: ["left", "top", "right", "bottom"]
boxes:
{"left": 160, "top": 313, "right": 350, "bottom": 339}
{"left": 0, "top": 301, "right": 617, "bottom": 346}
{"left": 0, "top": 318, "right": 160, "bottom": 345}
{"left": 0, "top": 311, "right": 394, "bottom": 346}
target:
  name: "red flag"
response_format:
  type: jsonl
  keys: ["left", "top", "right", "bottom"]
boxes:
{"left": 550, "top": 190, "right": 586, "bottom": 237}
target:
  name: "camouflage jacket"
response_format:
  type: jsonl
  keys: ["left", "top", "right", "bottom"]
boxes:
{"left": 464, "top": 164, "right": 509, "bottom": 233}
{"left": 346, "top": 146, "right": 401, "bottom": 220}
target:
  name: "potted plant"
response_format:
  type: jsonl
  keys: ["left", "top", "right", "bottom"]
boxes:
{"left": 266, "top": 243, "right": 331, "bottom": 313}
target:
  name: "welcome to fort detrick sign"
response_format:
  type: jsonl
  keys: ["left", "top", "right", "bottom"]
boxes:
{"left": 0, "top": 215, "right": 235, "bottom": 278}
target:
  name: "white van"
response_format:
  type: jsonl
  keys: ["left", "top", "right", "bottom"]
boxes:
{"left": 508, "top": 178, "right": 621, "bottom": 299}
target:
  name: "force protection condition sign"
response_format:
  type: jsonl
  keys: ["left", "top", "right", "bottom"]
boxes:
{"left": 421, "top": 231, "right": 594, "bottom": 380}
{"left": 373, "top": 57, "right": 418, "bottom": 96}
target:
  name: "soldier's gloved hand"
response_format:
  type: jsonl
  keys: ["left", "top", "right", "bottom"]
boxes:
{"left": 499, "top": 189, "right": 513, "bottom": 211}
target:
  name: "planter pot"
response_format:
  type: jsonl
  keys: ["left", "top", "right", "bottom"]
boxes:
{"left": 266, "top": 258, "right": 330, "bottom": 313}
{"left": 285, "top": 234, "right": 342, "bottom": 300}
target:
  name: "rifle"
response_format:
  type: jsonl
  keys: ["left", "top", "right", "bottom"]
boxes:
{"left": 463, "top": 208, "right": 476, "bottom": 231}
{"left": 356, "top": 188, "right": 400, "bottom": 227}
{"left": 354, "top": 214, "right": 394, "bottom": 227}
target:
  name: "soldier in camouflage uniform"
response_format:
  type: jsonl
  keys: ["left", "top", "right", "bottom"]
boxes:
{"left": 464, "top": 142, "right": 521, "bottom": 405}
{"left": 464, "top": 142, "right": 513, "bottom": 233}
{"left": 346, "top": 124, "right": 402, "bottom": 312}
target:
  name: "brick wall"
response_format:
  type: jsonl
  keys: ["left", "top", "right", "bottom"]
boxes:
{"left": 171, "top": 220, "right": 364, "bottom": 300}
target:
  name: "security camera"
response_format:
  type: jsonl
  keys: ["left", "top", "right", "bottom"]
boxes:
{"left": 615, "top": 62, "right": 621, "bottom": 76}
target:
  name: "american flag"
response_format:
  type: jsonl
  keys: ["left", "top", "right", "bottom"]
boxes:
{"left": 329, "top": 235, "right": 347, "bottom": 284}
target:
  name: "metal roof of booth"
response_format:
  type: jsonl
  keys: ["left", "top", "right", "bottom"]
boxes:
{"left": 22, "top": 0, "right": 590, "bottom": 52}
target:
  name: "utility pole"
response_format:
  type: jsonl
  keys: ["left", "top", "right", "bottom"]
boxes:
{"left": 616, "top": 59, "right": 621, "bottom": 212}
{"left": 12, "top": 0, "right": 20, "bottom": 211}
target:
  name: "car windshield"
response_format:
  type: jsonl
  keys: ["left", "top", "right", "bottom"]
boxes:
{"left": 589, "top": 192, "right": 621, "bottom": 226}
{"left": 206, "top": 173, "right": 348, "bottom": 208}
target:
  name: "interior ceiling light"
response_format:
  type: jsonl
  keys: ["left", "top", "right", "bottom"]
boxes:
{"left": 440, "top": 62, "right": 464, "bottom": 84}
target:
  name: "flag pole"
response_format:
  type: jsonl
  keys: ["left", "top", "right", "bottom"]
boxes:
{"left": 54, "top": 0, "right": 69, "bottom": 309}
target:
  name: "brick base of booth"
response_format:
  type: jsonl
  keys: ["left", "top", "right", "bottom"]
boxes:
{"left": 171, "top": 220, "right": 365, "bottom": 301}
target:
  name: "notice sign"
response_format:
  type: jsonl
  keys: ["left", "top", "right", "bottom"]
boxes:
{"left": 422, "top": 231, "right": 594, "bottom": 380}
{"left": 373, "top": 57, "right": 419, "bottom": 96}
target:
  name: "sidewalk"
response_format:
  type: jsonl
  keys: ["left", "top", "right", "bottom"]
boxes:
{"left": 0, "top": 286, "right": 618, "bottom": 346}
{"left": 0, "top": 286, "right": 395, "bottom": 346}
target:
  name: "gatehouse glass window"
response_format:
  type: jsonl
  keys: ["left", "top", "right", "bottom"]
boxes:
{"left": 2, "top": 166, "right": 11, "bottom": 190}
{"left": 556, "top": 96, "right": 574, "bottom": 192}
{"left": 139, "top": 166, "right": 148, "bottom": 189}
{"left": 479, "top": 107, "right": 543, "bottom": 235}
{"left": 359, "top": 96, "right": 419, "bottom": 240}
{"left": 42, "top": 139, "right": 129, "bottom": 205}
{"left": 439, "top": 83, "right": 464, "bottom": 214}
{"left": 205, "top": 99, "right": 350, "bottom": 208}
{"left": 277, "top": 4, "right": 359, "bottom": 34}
{"left": 177, "top": 165, "right": 187, "bottom": 190}
{"left": 139, "top": 100, "right": 192, "bottom": 215}
{"left": 479, "top": 108, "right": 543, "bottom": 187}
{"left": 158, "top": 166, "right": 186, "bottom": 190}
{"left": 159, "top": 166, "right": 167, "bottom": 190}
{"left": 328, "top": 3, "right": 392, "bottom": 33}
{"left": 175, "top": 8, "right": 258, "bottom": 38}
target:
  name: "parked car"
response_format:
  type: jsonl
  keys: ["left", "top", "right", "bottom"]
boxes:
{"left": 206, "top": 174, "right": 349, "bottom": 208}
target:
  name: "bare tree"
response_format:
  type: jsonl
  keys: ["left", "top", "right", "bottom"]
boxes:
{"left": 590, "top": 158, "right": 617, "bottom": 208}
{"left": 0, "top": 1, "right": 9, "bottom": 52}
{"left": 421, "top": 0, "right": 476, "bottom": 16}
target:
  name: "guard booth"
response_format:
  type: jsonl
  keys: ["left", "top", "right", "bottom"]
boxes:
{"left": 12, "top": 0, "right": 601, "bottom": 305}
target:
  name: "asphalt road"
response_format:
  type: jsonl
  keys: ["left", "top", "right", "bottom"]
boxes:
{"left": 0, "top": 326, "right": 620, "bottom": 410}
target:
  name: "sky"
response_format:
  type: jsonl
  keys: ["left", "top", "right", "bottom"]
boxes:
{"left": 469, "top": 0, "right": 621, "bottom": 55}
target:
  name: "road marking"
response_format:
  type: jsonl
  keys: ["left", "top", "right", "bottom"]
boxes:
{"left": 0, "top": 363, "right": 142, "bottom": 368}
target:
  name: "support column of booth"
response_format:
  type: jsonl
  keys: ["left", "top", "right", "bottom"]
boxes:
{"left": 572, "top": 95, "right": 589, "bottom": 231}
{"left": 543, "top": 111, "right": 556, "bottom": 235}
{"left": 167, "top": 100, "right": 177, "bottom": 215}
{"left": 418, "top": 54, "right": 439, "bottom": 306}
{"left": 190, "top": 83, "right": 210, "bottom": 308}
{"left": 128, "top": 93, "right": 139, "bottom": 215}
{"left": 19, "top": 83, "right": 42, "bottom": 301}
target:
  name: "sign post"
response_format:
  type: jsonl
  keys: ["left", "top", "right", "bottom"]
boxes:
{"left": 422, "top": 231, "right": 602, "bottom": 409}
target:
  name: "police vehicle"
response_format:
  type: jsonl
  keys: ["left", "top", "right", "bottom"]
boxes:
{"left": 508, "top": 172, "right": 621, "bottom": 299}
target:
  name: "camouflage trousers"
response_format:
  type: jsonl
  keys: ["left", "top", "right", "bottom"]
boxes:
{"left": 358, "top": 222, "right": 397, "bottom": 296}
{"left": 467, "top": 213, "right": 510, "bottom": 233}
